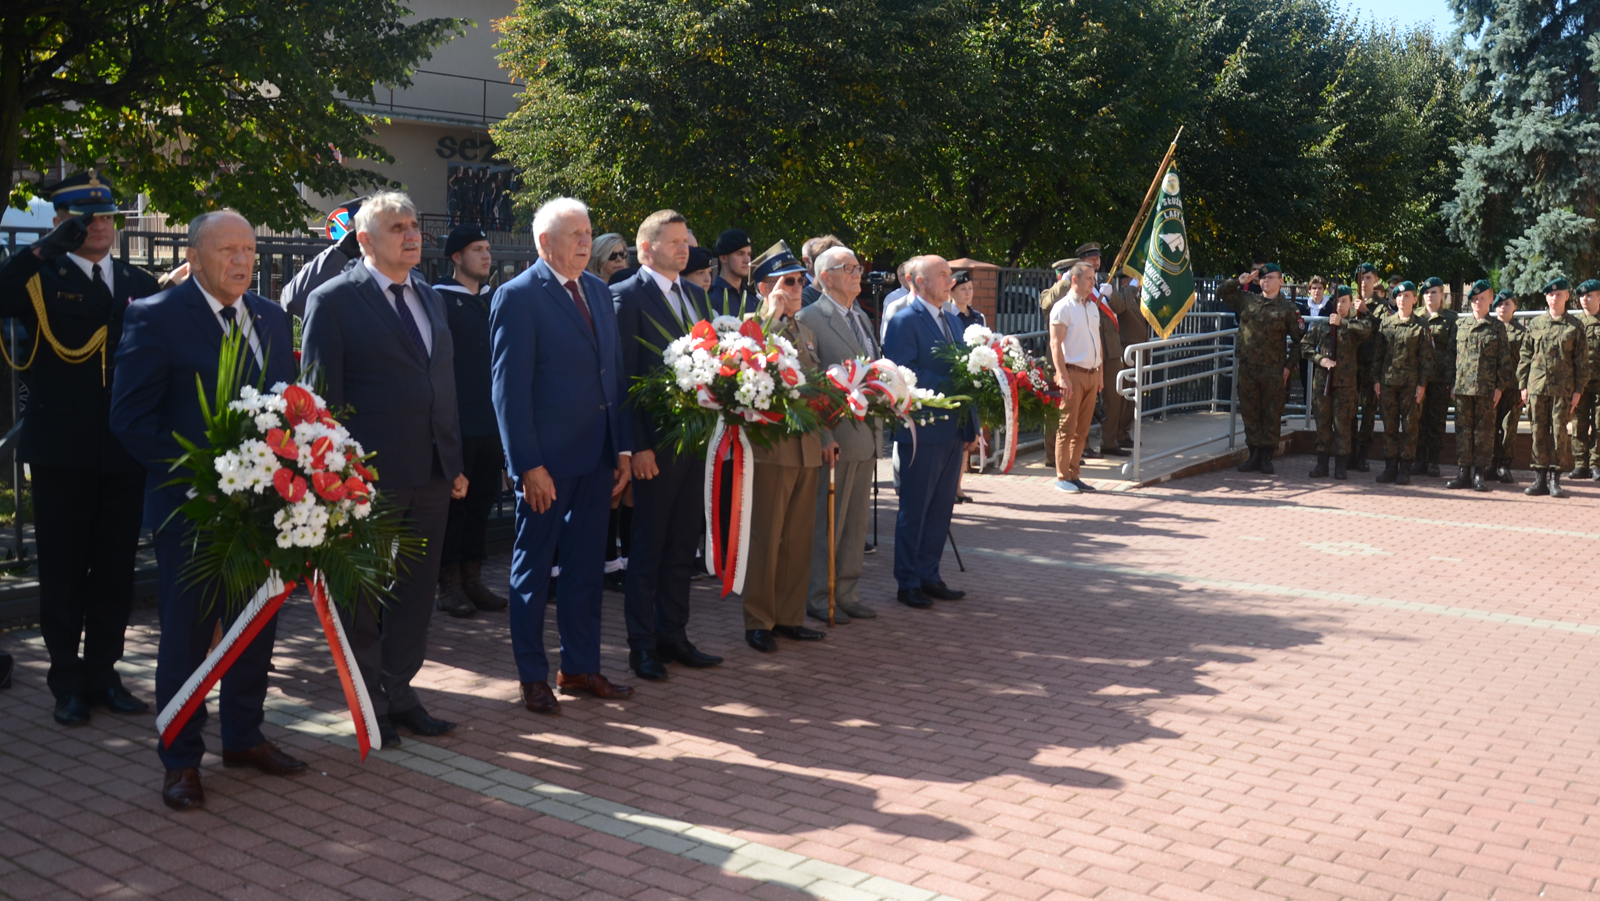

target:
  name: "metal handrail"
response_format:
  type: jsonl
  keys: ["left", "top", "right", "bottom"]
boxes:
{"left": 1116, "top": 329, "right": 1240, "bottom": 482}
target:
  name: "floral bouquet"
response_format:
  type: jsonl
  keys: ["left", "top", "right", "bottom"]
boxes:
{"left": 155, "top": 332, "right": 419, "bottom": 759}
{"left": 935, "top": 324, "right": 1058, "bottom": 471}
{"left": 822, "top": 357, "right": 963, "bottom": 434}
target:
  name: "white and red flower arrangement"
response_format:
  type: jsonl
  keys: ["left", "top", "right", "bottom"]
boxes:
{"left": 936, "top": 325, "right": 1058, "bottom": 471}
{"left": 156, "top": 334, "right": 419, "bottom": 759}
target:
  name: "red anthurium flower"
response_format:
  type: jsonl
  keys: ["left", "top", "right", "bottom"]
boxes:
{"left": 738, "top": 319, "right": 765, "bottom": 341}
{"left": 343, "top": 477, "right": 371, "bottom": 500}
{"left": 312, "top": 471, "right": 347, "bottom": 501}
{"left": 317, "top": 408, "right": 339, "bottom": 428}
{"left": 690, "top": 320, "right": 718, "bottom": 350}
{"left": 308, "top": 436, "right": 334, "bottom": 470}
{"left": 781, "top": 365, "right": 800, "bottom": 386}
{"left": 282, "top": 385, "right": 318, "bottom": 426}
{"left": 352, "top": 459, "right": 377, "bottom": 482}
{"left": 273, "top": 468, "right": 307, "bottom": 503}
{"left": 266, "top": 428, "right": 298, "bottom": 460}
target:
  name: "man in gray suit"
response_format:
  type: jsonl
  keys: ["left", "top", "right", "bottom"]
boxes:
{"left": 795, "top": 246, "right": 881, "bottom": 623}
{"left": 302, "top": 192, "right": 468, "bottom": 747}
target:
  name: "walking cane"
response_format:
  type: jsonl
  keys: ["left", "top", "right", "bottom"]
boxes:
{"left": 827, "top": 461, "right": 837, "bottom": 627}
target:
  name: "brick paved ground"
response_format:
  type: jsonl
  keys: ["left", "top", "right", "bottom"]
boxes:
{"left": 4, "top": 457, "right": 1600, "bottom": 900}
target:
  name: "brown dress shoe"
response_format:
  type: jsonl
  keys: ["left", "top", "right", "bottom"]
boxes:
{"left": 556, "top": 671, "right": 635, "bottom": 700}
{"left": 162, "top": 767, "right": 204, "bottom": 811}
{"left": 519, "top": 681, "right": 561, "bottom": 714}
{"left": 222, "top": 740, "right": 308, "bottom": 776}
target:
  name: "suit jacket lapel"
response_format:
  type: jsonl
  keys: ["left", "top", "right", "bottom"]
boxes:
{"left": 415, "top": 282, "right": 450, "bottom": 370}
{"left": 818, "top": 298, "right": 862, "bottom": 356}
{"left": 351, "top": 265, "right": 426, "bottom": 365}
{"left": 179, "top": 281, "right": 224, "bottom": 357}
{"left": 538, "top": 263, "right": 597, "bottom": 347}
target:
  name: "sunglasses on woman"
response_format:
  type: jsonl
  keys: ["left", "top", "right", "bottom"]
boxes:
{"left": 607, "top": 251, "right": 627, "bottom": 262}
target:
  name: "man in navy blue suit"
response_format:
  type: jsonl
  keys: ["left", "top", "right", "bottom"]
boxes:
{"left": 111, "top": 210, "right": 305, "bottom": 811}
{"left": 613, "top": 210, "right": 724, "bottom": 682}
{"left": 882, "top": 255, "right": 978, "bottom": 609}
{"left": 491, "top": 197, "right": 635, "bottom": 715}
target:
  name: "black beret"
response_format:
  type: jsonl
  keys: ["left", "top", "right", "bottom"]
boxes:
{"left": 684, "top": 246, "right": 713, "bottom": 275}
{"left": 712, "top": 228, "right": 752, "bottom": 256}
{"left": 952, "top": 270, "right": 972, "bottom": 286}
{"left": 444, "top": 223, "right": 489, "bottom": 257}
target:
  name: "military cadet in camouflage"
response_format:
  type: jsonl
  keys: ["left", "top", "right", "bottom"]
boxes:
{"left": 1301, "top": 285, "right": 1372, "bottom": 479}
{"left": 1566, "top": 279, "right": 1600, "bottom": 480}
{"left": 1491, "top": 291, "right": 1526, "bottom": 482}
{"left": 1415, "top": 277, "right": 1457, "bottom": 477}
{"left": 1350, "top": 263, "right": 1390, "bottom": 472}
{"left": 1445, "top": 280, "right": 1513, "bottom": 492}
{"left": 1220, "top": 263, "right": 1305, "bottom": 475}
{"left": 1519, "top": 277, "right": 1591, "bottom": 498}
{"left": 1372, "top": 281, "right": 1433, "bottom": 485}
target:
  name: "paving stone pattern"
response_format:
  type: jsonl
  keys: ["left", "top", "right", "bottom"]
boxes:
{"left": 4, "top": 459, "right": 1599, "bottom": 900}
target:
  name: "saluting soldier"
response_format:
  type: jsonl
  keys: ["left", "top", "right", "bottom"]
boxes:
{"left": 1372, "top": 281, "right": 1433, "bottom": 485}
{"left": 1491, "top": 291, "right": 1526, "bottom": 482}
{"left": 1519, "top": 277, "right": 1590, "bottom": 498}
{"left": 1446, "top": 280, "right": 1513, "bottom": 491}
{"left": 1220, "top": 263, "right": 1305, "bottom": 475}
{"left": 0, "top": 172, "right": 160, "bottom": 725}
{"left": 1566, "top": 279, "right": 1600, "bottom": 481}
{"left": 1301, "top": 285, "right": 1372, "bottom": 479}
{"left": 1350, "top": 263, "right": 1391, "bottom": 472}
{"left": 1415, "top": 277, "right": 1457, "bottom": 477}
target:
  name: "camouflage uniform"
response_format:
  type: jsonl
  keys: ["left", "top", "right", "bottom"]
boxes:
{"left": 1569, "top": 310, "right": 1600, "bottom": 473}
{"left": 1452, "top": 315, "right": 1514, "bottom": 471}
{"left": 1352, "top": 296, "right": 1392, "bottom": 466}
{"left": 1220, "top": 279, "right": 1305, "bottom": 452}
{"left": 1417, "top": 309, "right": 1458, "bottom": 473}
{"left": 1518, "top": 311, "right": 1590, "bottom": 472}
{"left": 1493, "top": 315, "right": 1528, "bottom": 475}
{"left": 1301, "top": 315, "right": 1373, "bottom": 457}
{"left": 1373, "top": 312, "right": 1433, "bottom": 466}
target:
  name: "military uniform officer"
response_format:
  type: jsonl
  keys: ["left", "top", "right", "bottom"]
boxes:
{"left": 1414, "top": 277, "right": 1457, "bottom": 477}
{"left": 1518, "top": 277, "right": 1590, "bottom": 498}
{"left": 1566, "top": 279, "right": 1600, "bottom": 480}
{"left": 1349, "top": 263, "right": 1391, "bottom": 472}
{"left": 0, "top": 172, "right": 160, "bottom": 725}
{"left": 1491, "top": 291, "right": 1526, "bottom": 482}
{"left": 1446, "top": 280, "right": 1514, "bottom": 491}
{"left": 1220, "top": 263, "right": 1305, "bottom": 474}
{"left": 1372, "top": 281, "right": 1433, "bottom": 485}
{"left": 1301, "top": 285, "right": 1372, "bottom": 479}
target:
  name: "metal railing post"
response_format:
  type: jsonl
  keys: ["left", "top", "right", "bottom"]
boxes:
{"left": 1228, "top": 349, "right": 1239, "bottom": 449}
{"left": 1131, "top": 351, "right": 1144, "bottom": 482}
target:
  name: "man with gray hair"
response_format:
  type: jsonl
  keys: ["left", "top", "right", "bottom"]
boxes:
{"left": 795, "top": 245, "right": 881, "bottom": 623}
{"left": 303, "top": 191, "right": 469, "bottom": 747}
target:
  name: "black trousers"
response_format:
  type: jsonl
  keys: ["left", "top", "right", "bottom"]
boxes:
{"left": 441, "top": 434, "right": 504, "bottom": 567}
{"left": 623, "top": 450, "right": 703, "bottom": 650}
{"left": 32, "top": 466, "right": 145, "bottom": 700}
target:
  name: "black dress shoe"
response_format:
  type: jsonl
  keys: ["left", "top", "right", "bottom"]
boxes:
{"left": 1081, "top": 447, "right": 1103, "bottom": 459}
{"left": 658, "top": 641, "right": 723, "bottom": 668}
{"left": 90, "top": 685, "right": 151, "bottom": 714}
{"left": 921, "top": 581, "right": 965, "bottom": 601}
{"left": 1101, "top": 446, "right": 1131, "bottom": 457}
{"left": 389, "top": 705, "right": 455, "bottom": 737}
{"left": 1119, "top": 437, "right": 1134, "bottom": 449}
{"left": 773, "top": 625, "right": 825, "bottom": 641}
{"left": 896, "top": 588, "right": 932, "bottom": 608}
{"left": 603, "top": 570, "right": 627, "bottom": 593}
{"left": 745, "top": 629, "right": 777, "bottom": 652}
{"left": 629, "top": 649, "right": 669, "bottom": 681}
{"left": 378, "top": 717, "right": 401, "bottom": 747}
{"left": 54, "top": 694, "right": 90, "bottom": 726}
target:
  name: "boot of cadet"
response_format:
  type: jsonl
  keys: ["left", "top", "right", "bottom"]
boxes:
{"left": 1427, "top": 450, "right": 1441, "bottom": 478}
{"left": 1472, "top": 467, "right": 1489, "bottom": 492}
{"left": 1309, "top": 453, "right": 1329, "bottom": 478}
{"left": 1549, "top": 470, "right": 1570, "bottom": 498}
{"left": 1496, "top": 457, "right": 1516, "bottom": 484}
{"left": 1352, "top": 447, "right": 1370, "bottom": 473}
{"left": 1444, "top": 466, "right": 1471, "bottom": 489}
{"left": 1237, "top": 447, "right": 1262, "bottom": 473}
{"left": 1409, "top": 456, "right": 1428, "bottom": 476}
{"left": 1524, "top": 468, "right": 1549, "bottom": 496}
{"left": 461, "top": 560, "right": 509, "bottom": 611}
{"left": 1567, "top": 464, "right": 1593, "bottom": 480}
{"left": 1395, "top": 459, "right": 1412, "bottom": 485}
{"left": 436, "top": 565, "right": 475, "bottom": 618}
{"left": 1376, "top": 457, "right": 1398, "bottom": 484}
{"left": 1259, "top": 446, "right": 1275, "bottom": 475}
{"left": 1332, "top": 455, "right": 1348, "bottom": 480}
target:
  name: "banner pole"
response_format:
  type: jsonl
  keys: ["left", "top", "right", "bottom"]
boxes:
{"left": 1109, "top": 127, "right": 1184, "bottom": 281}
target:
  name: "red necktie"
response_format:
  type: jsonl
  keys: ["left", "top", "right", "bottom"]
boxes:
{"left": 565, "top": 279, "right": 595, "bottom": 333}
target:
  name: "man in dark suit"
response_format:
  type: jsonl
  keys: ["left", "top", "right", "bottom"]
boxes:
{"left": 882, "top": 255, "right": 978, "bottom": 608}
{"left": 0, "top": 172, "right": 160, "bottom": 726}
{"left": 301, "top": 192, "right": 468, "bottom": 748}
{"left": 111, "top": 210, "right": 305, "bottom": 811}
{"left": 613, "top": 210, "right": 723, "bottom": 682}
{"left": 491, "top": 197, "right": 634, "bottom": 715}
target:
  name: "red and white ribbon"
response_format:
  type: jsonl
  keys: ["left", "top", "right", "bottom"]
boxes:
{"left": 310, "top": 574, "right": 381, "bottom": 758}
{"left": 704, "top": 419, "right": 754, "bottom": 596}
{"left": 994, "top": 366, "right": 1019, "bottom": 473}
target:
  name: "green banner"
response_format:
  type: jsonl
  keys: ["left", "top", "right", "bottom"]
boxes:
{"left": 1120, "top": 166, "right": 1196, "bottom": 339}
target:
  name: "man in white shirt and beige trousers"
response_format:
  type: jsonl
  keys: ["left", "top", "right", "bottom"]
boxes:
{"left": 1049, "top": 260, "right": 1103, "bottom": 493}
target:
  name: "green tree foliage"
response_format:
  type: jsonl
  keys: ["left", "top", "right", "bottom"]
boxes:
{"left": 1445, "top": 0, "right": 1600, "bottom": 293}
{"left": 3, "top": 0, "right": 464, "bottom": 231}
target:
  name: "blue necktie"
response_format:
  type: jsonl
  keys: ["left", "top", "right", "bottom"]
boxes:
{"left": 390, "top": 284, "right": 429, "bottom": 359}
{"left": 219, "top": 303, "right": 237, "bottom": 334}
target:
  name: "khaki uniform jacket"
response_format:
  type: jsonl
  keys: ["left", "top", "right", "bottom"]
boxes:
{"left": 1220, "top": 279, "right": 1305, "bottom": 370}
{"left": 1576, "top": 311, "right": 1600, "bottom": 389}
{"left": 1374, "top": 312, "right": 1434, "bottom": 387}
{"left": 793, "top": 295, "right": 881, "bottom": 463}
{"left": 752, "top": 316, "right": 825, "bottom": 467}
{"left": 1422, "top": 309, "right": 1458, "bottom": 386}
{"left": 1501, "top": 317, "right": 1528, "bottom": 393}
{"left": 1301, "top": 315, "right": 1374, "bottom": 389}
{"left": 1453, "top": 315, "right": 1514, "bottom": 397}
{"left": 1518, "top": 312, "right": 1591, "bottom": 397}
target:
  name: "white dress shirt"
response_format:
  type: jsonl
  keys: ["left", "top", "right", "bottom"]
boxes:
{"left": 195, "top": 280, "right": 263, "bottom": 365}
{"left": 364, "top": 259, "right": 433, "bottom": 355}
{"left": 640, "top": 264, "right": 690, "bottom": 322}
{"left": 1050, "top": 290, "right": 1102, "bottom": 369}
{"left": 918, "top": 296, "right": 955, "bottom": 343}
{"left": 65, "top": 252, "right": 113, "bottom": 287}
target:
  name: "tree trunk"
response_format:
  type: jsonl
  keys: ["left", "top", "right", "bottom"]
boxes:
{"left": 0, "top": 29, "right": 26, "bottom": 204}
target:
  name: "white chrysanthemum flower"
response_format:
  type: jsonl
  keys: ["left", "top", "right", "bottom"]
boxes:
{"left": 353, "top": 500, "right": 372, "bottom": 519}
{"left": 967, "top": 346, "right": 1000, "bottom": 373}
{"left": 712, "top": 315, "right": 742, "bottom": 333}
{"left": 276, "top": 530, "right": 294, "bottom": 549}
{"left": 964, "top": 324, "right": 994, "bottom": 347}
{"left": 214, "top": 452, "right": 243, "bottom": 475}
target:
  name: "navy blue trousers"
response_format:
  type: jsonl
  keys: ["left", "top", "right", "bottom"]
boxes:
{"left": 509, "top": 464, "right": 612, "bottom": 682}
{"left": 154, "top": 528, "right": 278, "bottom": 770}
{"left": 893, "top": 437, "right": 963, "bottom": 590}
